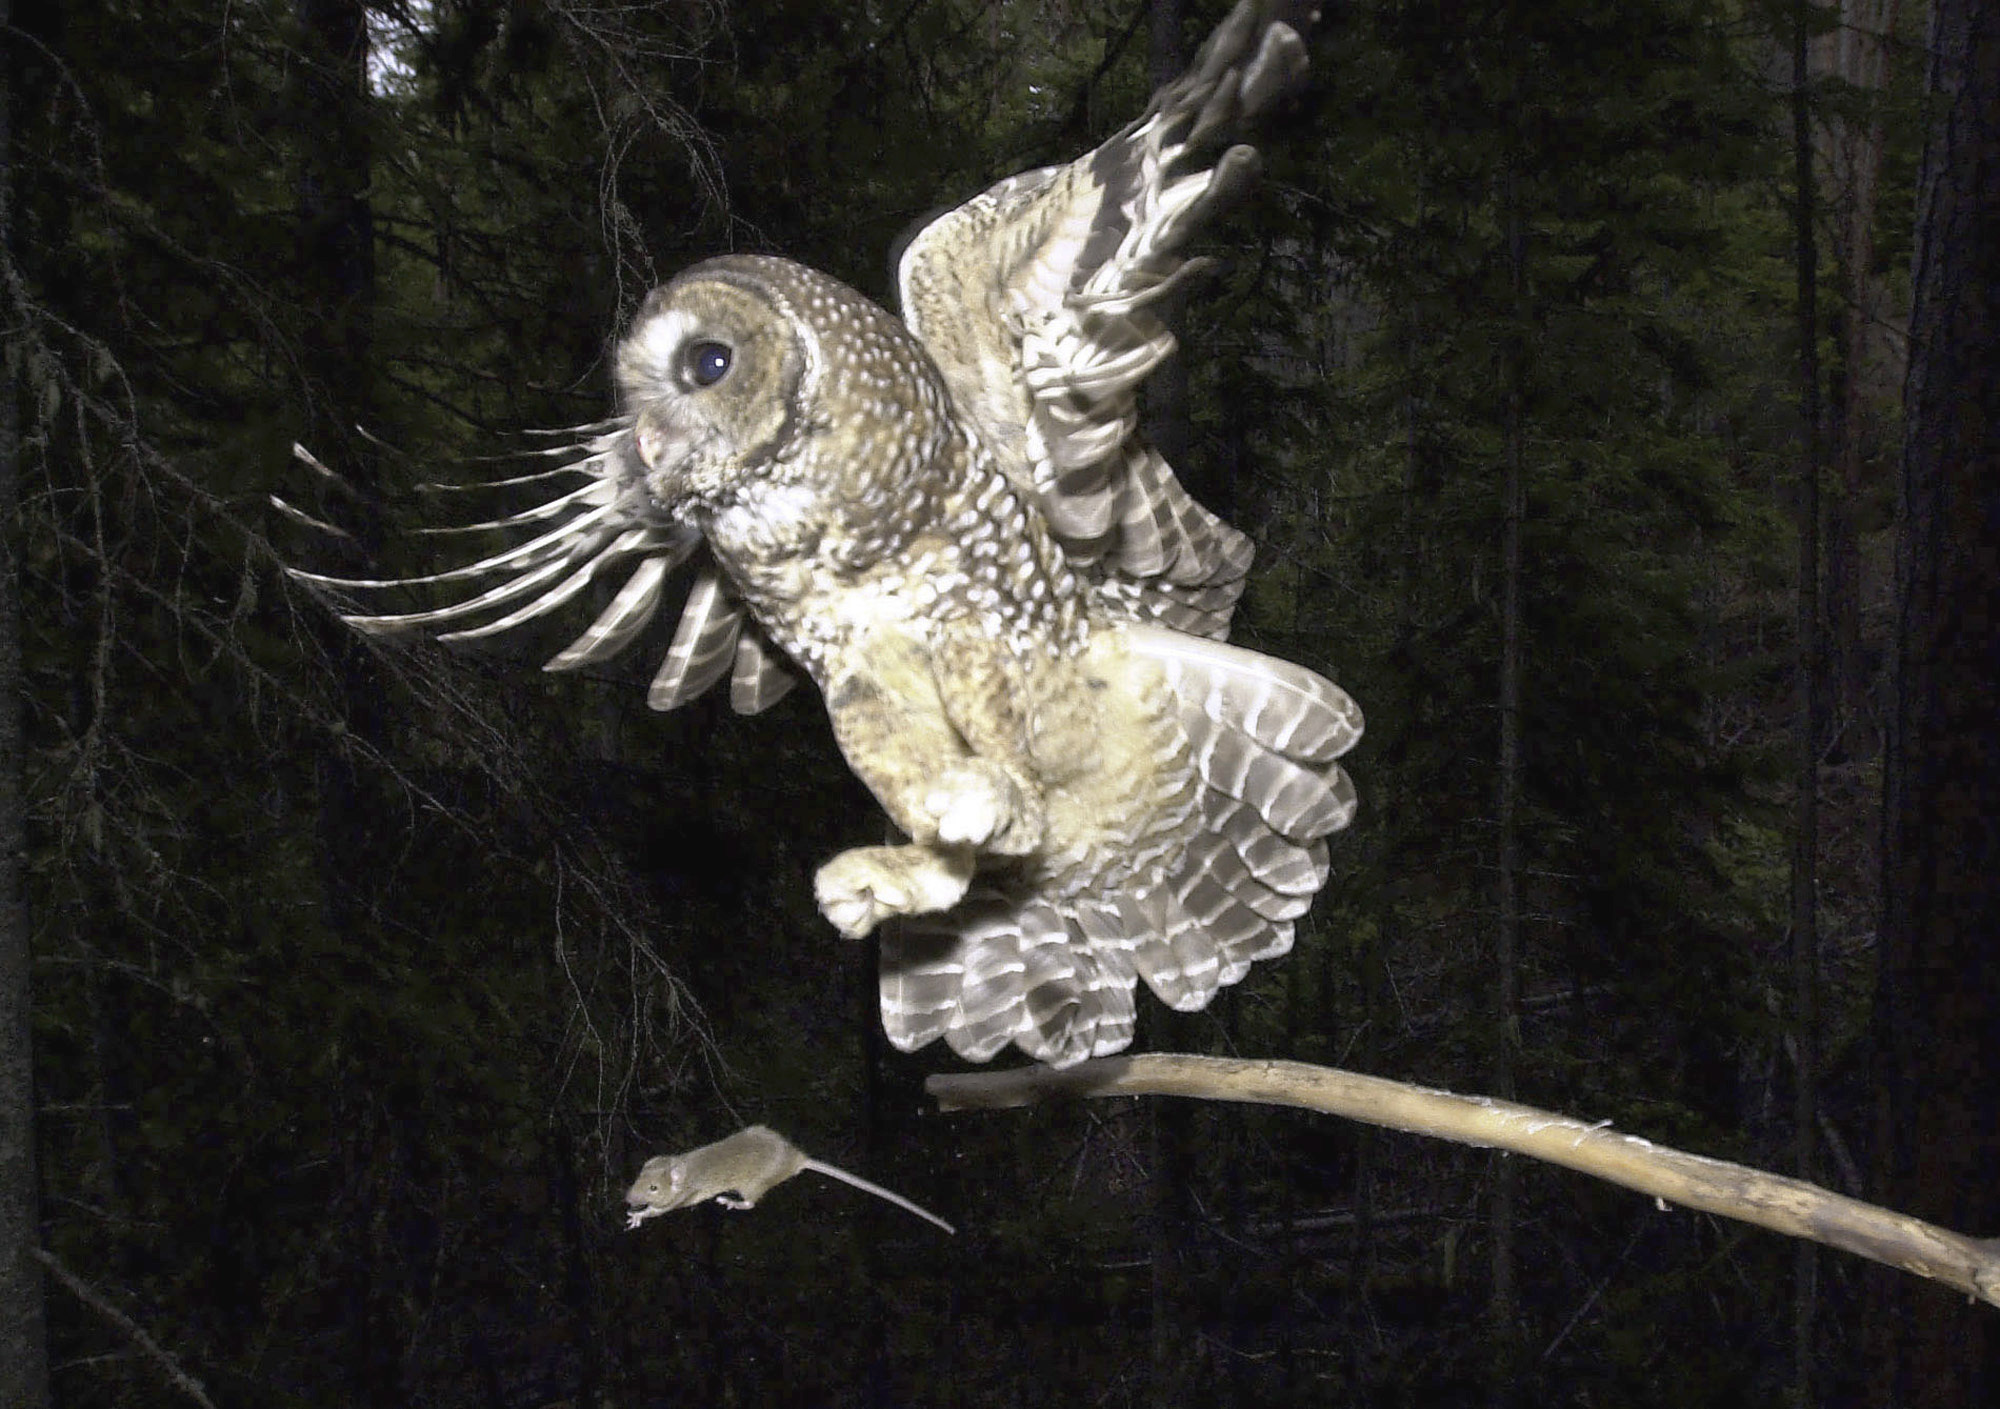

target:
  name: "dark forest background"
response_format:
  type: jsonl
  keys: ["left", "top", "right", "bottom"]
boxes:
{"left": 2, "top": 0, "right": 1996, "bottom": 1405}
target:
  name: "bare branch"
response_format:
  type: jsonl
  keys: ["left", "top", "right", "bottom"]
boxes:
{"left": 928, "top": 1054, "right": 2000, "bottom": 1308}
{"left": 34, "top": 1249, "right": 219, "bottom": 1409}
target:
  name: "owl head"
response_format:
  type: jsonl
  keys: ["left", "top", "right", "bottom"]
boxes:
{"left": 614, "top": 255, "right": 958, "bottom": 566}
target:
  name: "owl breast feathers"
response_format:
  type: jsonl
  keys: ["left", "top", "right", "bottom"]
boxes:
{"left": 286, "top": 0, "right": 1357, "bottom": 1067}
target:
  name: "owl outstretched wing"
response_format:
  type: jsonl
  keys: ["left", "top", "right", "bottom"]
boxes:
{"left": 898, "top": 0, "right": 1318, "bottom": 640}
{"left": 280, "top": 433, "right": 802, "bottom": 716}
{"left": 280, "top": 0, "right": 1313, "bottom": 699}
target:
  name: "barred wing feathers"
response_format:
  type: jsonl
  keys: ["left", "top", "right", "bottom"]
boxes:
{"left": 879, "top": 621, "right": 1360, "bottom": 1068}
{"left": 897, "top": 0, "right": 1319, "bottom": 640}
{"left": 279, "top": 436, "right": 799, "bottom": 717}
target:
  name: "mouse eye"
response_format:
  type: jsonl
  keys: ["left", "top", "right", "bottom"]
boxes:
{"left": 686, "top": 341, "right": 732, "bottom": 388}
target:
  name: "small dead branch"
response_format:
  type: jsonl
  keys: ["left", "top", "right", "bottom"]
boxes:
{"left": 927, "top": 1054, "right": 2000, "bottom": 1308}
{"left": 34, "top": 1249, "right": 219, "bottom": 1408}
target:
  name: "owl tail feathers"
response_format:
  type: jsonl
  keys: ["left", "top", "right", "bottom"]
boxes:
{"left": 1122, "top": 624, "right": 1360, "bottom": 1011}
{"left": 880, "top": 897, "right": 1140, "bottom": 1068}
{"left": 878, "top": 628, "right": 1362, "bottom": 1069}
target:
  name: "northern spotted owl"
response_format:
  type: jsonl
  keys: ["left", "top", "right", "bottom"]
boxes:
{"left": 289, "top": 0, "right": 1358, "bottom": 1067}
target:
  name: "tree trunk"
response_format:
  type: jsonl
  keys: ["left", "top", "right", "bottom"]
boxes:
{"left": 1488, "top": 142, "right": 1525, "bottom": 1406}
{"left": 1866, "top": 0, "right": 2000, "bottom": 1402}
{"left": 1144, "top": 8, "right": 1196, "bottom": 1405}
{"left": 296, "top": 0, "right": 378, "bottom": 452}
{"left": 1822, "top": 0, "right": 1901, "bottom": 748}
{"left": 1788, "top": 6, "right": 1825, "bottom": 1402}
{"left": 291, "top": 1, "right": 397, "bottom": 1400}
{"left": 0, "top": 0, "right": 53, "bottom": 1396}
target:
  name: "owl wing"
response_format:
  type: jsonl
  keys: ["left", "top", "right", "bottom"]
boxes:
{"left": 897, "top": 0, "right": 1318, "bottom": 640}
{"left": 877, "top": 624, "right": 1362, "bottom": 1068}
{"left": 279, "top": 433, "right": 801, "bottom": 716}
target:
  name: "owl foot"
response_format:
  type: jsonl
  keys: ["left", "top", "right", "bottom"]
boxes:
{"left": 923, "top": 763, "right": 1043, "bottom": 855}
{"left": 815, "top": 844, "right": 976, "bottom": 939}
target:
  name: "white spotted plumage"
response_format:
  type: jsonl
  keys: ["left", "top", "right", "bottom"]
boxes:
{"left": 284, "top": 1, "right": 1351, "bottom": 1067}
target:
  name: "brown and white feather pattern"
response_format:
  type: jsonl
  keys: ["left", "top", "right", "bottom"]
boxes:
{"left": 281, "top": 1, "right": 1352, "bottom": 1067}
{"left": 878, "top": 617, "right": 1358, "bottom": 1066}
{"left": 899, "top": 0, "right": 1319, "bottom": 639}
{"left": 281, "top": 427, "right": 800, "bottom": 718}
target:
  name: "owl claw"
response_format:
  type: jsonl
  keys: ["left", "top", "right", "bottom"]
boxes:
{"left": 815, "top": 845, "right": 975, "bottom": 937}
{"left": 927, "top": 782, "right": 1001, "bottom": 847}
{"left": 817, "top": 885, "right": 897, "bottom": 940}
{"left": 924, "top": 764, "right": 1043, "bottom": 855}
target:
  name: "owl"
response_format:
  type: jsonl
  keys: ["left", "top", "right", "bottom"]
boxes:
{"left": 285, "top": 0, "right": 1358, "bottom": 1067}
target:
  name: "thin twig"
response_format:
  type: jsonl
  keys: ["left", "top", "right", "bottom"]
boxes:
{"left": 34, "top": 1249, "right": 220, "bottom": 1408}
{"left": 927, "top": 1054, "right": 2000, "bottom": 1308}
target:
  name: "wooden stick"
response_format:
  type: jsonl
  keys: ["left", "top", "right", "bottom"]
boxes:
{"left": 927, "top": 1054, "right": 2000, "bottom": 1308}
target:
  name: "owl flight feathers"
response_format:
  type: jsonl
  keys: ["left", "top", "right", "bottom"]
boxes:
{"left": 900, "top": 1, "right": 1319, "bottom": 638}
{"left": 282, "top": 1, "right": 1354, "bottom": 1067}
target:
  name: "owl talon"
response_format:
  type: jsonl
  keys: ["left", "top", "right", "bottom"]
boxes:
{"left": 925, "top": 764, "right": 1043, "bottom": 855}
{"left": 815, "top": 845, "right": 975, "bottom": 937}
{"left": 927, "top": 781, "right": 1001, "bottom": 847}
{"left": 818, "top": 884, "right": 898, "bottom": 940}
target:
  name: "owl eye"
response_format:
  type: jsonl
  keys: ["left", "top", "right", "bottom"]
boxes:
{"left": 686, "top": 341, "right": 733, "bottom": 388}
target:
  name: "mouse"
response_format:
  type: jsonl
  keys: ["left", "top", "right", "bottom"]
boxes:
{"left": 624, "top": 1124, "right": 955, "bottom": 1235}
